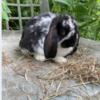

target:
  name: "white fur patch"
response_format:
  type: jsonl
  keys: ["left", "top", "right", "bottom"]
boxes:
{"left": 49, "top": 12, "right": 56, "bottom": 18}
{"left": 59, "top": 30, "right": 75, "bottom": 45}
{"left": 62, "top": 16, "right": 75, "bottom": 30}
{"left": 66, "top": 30, "right": 75, "bottom": 39}
{"left": 35, "top": 13, "right": 56, "bottom": 35}
{"left": 34, "top": 54, "right": 45, "bottom": 61}
{"left": 62, "top": 20, "right": 68, "bottom": 27}
{"left": 54, "top": 57, "right": 67, "bottom": 64}
{"left": 41, "top": 17, "right": 51, "bottom": 26}
{"left": 33, "top": 44, "right": 44, "bottom": 55}
{"left": 35, "top": 15, "right": 55, "bottom": 27}
{"left": 29, "top": 25, "right": 35, "bottom": 33}
{"left": 30, "top": 25, "right": 34, "bottom": 28}
{"left": 57, "top": 45, "right": 74, "bottom": 57}
{"left": 68, "top": 17, "right": 75, "bottom": 29}
{"left": 76, "top": 33, "right": 79, "bottom": 39}
{"left": 33, "top": 35, "right": 45, "bottom": 56}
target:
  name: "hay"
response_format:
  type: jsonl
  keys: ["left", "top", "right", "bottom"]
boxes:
{"left": 2, "top": 47, "right": 100, "bottom": 83}
{"left": 2, "top": 47, "right": 100, "bottom": 99}
{"left": 2, "top": 48, "right": 100, "bottom": 83}
{"left": 38, "top": 47, "right": 100, "bottom": 83}
{"left": 2, "top": 51, "right": 13, "bottom": 66}
{"left": 36, "top": 47, "right": 100, "bottom": 99}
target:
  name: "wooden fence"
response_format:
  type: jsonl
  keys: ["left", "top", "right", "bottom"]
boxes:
{"left": 4, "top": 0, "right": 49, "bottom": 31}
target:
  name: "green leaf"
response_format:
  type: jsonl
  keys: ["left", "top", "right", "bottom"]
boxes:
{"left": 2, "top": 11, "right": 9, "bottom": 21}
{"left": 2, "top": 0, "right": 11, "bottom": 21}
{"left": 54, "top": 0, "right": 71, "bottom": 6}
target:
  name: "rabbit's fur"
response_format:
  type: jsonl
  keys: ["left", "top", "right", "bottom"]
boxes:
{"left": 19, "top": 12, "right": 79, "bottom": 63}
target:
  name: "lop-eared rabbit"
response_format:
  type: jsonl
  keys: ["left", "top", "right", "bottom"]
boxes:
{"left": 19, "top": 12, "right": 79, "bottom": 63}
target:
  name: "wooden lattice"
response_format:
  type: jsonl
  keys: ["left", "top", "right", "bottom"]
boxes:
{"left": 4, "top": 0, "right": 49, "bottom": 31}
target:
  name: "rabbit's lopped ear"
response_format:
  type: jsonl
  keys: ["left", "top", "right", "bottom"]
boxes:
{"left": 44, "top": 25, "right": 58, "bottom": 59}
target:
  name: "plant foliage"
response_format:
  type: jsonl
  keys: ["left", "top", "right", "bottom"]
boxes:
{"left": 2, "top": 0, "right": 11, "bottom": 21}
{"left": 49, "top": 0, "right": 100, "bottom": 40}
{"left": 2, "top": 0, "right": 100, "bottom": 40}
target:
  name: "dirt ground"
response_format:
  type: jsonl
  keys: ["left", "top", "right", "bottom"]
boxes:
{"left": 2, "top": 32, "right": 100, "bottom": 100}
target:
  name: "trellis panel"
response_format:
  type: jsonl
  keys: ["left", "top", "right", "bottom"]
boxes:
{"left": 4, "top": 0, "right": 49, "bottom": 31}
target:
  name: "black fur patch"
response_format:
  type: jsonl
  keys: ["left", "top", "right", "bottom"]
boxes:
{"left": 61, "top": 34, "right": 76, "bottom": 48}
{"left": 19, "top": 24, "right": 43, "bottom": 52}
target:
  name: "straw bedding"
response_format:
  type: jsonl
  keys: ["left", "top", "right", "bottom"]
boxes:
{"left": 2, "top": 46, "right": 100, "bottom": 99}
{"left": 36, "top": 48, "right": 99, "bottom": 84}
{"left": 2, "top": 46, "right": 100, "bottom": 83}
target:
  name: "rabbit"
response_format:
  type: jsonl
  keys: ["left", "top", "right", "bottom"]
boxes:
{"left": 19, "top": 12, "right": 80, "bottom": 63}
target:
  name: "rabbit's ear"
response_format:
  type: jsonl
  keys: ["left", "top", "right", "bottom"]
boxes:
{"left": 44, "top": 26, "right": 58, "bottom": 59}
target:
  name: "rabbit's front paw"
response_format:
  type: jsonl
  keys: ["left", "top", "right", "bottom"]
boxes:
{"left": 54, "top": 57, "right": 67, "bottom": 64}
{"left": 34, "top": 54, "right": 45, "bottom": 62}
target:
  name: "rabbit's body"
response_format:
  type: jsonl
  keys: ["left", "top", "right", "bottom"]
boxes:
{"left": 19, "top": 12, "right": 79, "bottom": 63}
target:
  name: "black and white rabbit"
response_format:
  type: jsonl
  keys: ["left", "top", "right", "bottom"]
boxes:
{"left": 19, "top": 12, "right": 79, "bottom": 63}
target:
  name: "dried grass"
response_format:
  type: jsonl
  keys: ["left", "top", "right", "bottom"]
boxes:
{"left": 2, "top": 51, "right": 13, "bottom": 66}
{"left": 38, "top": 47, "right": 100, "bottom": 99}
{"left": 2, "top": 47, "right": 100, "bottom": 99}
{"left": 2, "top": 47, "right": 100, "bottom": 83}
{"left": 38, "top": 47, "right": 100, "bottom": 83}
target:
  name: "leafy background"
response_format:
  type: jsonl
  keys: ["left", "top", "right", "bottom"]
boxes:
{"left": 2, "top": 0, "right": 100, "bottom": 40}
{"left": 49, "top": 0, "right": 100, "bottom": 40}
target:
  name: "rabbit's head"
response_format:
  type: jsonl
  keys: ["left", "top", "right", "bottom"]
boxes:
{"left": 44, "top": 15, "right": 79, "bottom": 59}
